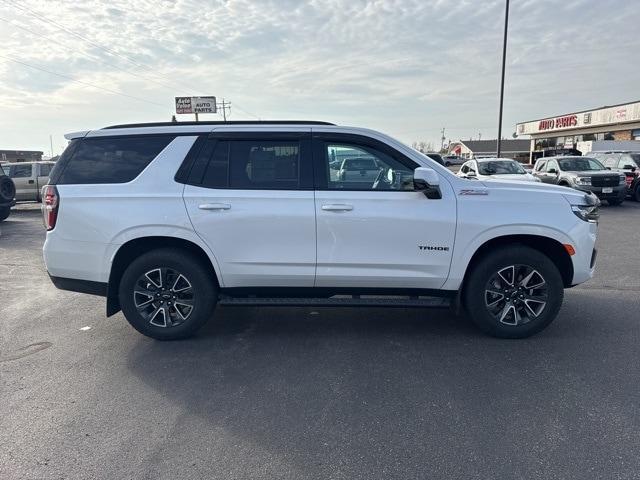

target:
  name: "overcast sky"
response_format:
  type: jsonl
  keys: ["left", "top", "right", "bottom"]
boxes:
{"left": 0, "top": 0, "right": 638, "bottom": 156}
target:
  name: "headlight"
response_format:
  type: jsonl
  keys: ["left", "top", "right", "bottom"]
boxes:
{"left": 574, "top": 176, "right": 591, "bottom": 186}
{"left": 571, "top": 204, "right": 599, "bottom": 222}
{"left": 619, "top": 175, "right": 627, "bottom": 185}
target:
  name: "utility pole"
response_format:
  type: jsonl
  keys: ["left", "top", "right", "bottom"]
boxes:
{"left": 49, "top": 135, "right": 53, "bottom": 157}
{"left": 218, "top": 98, "right": 231, "bottom": 122}
{"left": 496, "top": 0, "right": 510, "bottom": 157}
{"left": 440, "top": 127, "right": 446, "bottom": 152}
{"left": 479, "top": 132, "right": 482, "bottom": 141}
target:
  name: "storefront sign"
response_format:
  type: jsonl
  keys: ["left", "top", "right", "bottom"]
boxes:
{"left": 175, "top": 96, "right": 217, "bottom": 114}
{"left": 517, "top": 100, "right": 640, "bottom": 136}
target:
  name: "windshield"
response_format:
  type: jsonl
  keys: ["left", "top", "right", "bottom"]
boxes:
{"left": 625, "top": 154, "right": 640, "bottom": 166}
{"left": 478, "top": 160, "right": 525, "bottom": 175}
{"left": 0, "top": 165, "right": 6, "bottom": 175}
{"left": 558, "top": 157, "right": 604, "bottom": 171}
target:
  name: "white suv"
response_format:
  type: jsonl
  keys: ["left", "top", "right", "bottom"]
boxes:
{"left": 42, "top": 121, "right": 599, "bottom": 340}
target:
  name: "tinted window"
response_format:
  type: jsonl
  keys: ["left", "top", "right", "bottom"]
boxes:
{"left": 478, "top": 160, "right": 525, "bottom": 175}
{"left": 535, "top": 160, "right": 546, "bottom": 172}
{"left": 58, "top": 136, "right": 174, "bottom": 184}
{"left": 228, "top": 140, "right": 300, "bottom": 189}
{"left": 201, "top": 141, "right": 230, "bottom": 188}
{"left": 10, "top": 164, "right": 32, "bottom": 178}
{"left": 39, "top": 164, "right": 52, "bottom": 176}
{"left": 325, "top": 143, "right": 414, "bottom": 191}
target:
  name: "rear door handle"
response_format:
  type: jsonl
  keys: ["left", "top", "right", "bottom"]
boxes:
{"left": 322, "top": 204, "right": 353, "bottom": 212}
{"left": 28, "top": 180, "right": 35, "bottom": 184}
{"left": 199, "top": 203, "right": 231, "bottom": 211}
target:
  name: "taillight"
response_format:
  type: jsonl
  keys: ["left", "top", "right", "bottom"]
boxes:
{"left": 42, "top": 185, "right": 59, "bottom": 231}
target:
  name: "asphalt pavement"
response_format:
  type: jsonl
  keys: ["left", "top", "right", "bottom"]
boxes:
{"left": 1, "top": 201, "right": 640, "bottom": 480}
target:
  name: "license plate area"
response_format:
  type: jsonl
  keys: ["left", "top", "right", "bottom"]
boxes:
{"left": 602, "top": 187, "right": 613, "bottom": 193}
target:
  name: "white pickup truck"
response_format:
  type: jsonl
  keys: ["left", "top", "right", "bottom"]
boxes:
{"left": 42, "top": 121, "right": 599, "bottom": 340}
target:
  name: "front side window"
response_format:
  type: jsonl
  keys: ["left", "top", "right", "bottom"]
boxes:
{"left": 546, "top": 160, "right": 559, "bottom": 172}
{"left": 534, "top": 160, "right": 546, "bottom": 172}
{"left": 57, "top": 135, "right": 174, "bottom": 184}
{"left": 9, "top": 164, "right": 32, "bottom": 178}
{"left": 325, "top": 143, "right": 414, "bottom": 191}
{"left": 620, "top": 154, "right": 640, "bottom": 169}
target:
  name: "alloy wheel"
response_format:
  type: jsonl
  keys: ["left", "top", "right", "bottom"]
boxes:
{"left": 484, "top": 264, "right": 548, "bottom": 326}
{"left": 133, "top": 268, "right": 195, "bottom": 328}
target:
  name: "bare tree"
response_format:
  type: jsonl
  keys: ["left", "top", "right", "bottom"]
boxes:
{"left": 412, "top": 141, "right": 434, "bottom": 153}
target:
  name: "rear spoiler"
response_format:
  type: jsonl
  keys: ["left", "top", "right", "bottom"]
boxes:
{"left": 64, "top": 130, "right": 90, "bottom": 140}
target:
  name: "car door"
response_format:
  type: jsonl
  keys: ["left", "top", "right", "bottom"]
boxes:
{"left": 544, "top": 159, "right": 560, "bottom": 184}
{"left": 182, "top": 130, "right": 317, "bottom": 287}
{"left": 312, "top": 133, "right": 456, "bottom": 289}
{"left": 9, "top": 163, "right": 34, "bottom": 201}
{"left": 532, "top": 160, "right": 546, "bottom": 182}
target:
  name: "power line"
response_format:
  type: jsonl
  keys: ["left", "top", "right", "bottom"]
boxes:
{"left": 0, "top": 16, "right": 192, "bottom": 94}
{"left": 0, "top": 54, "right": 167, "bottom": 109}
{"left": 2, "top": 0, "right": 263, "bottom": 120}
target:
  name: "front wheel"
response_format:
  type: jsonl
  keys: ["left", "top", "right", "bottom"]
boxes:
{"left": 463, "top": 246, "right": 564, "bottom": 338}
{"left": 634, "top": 186, "right": 640, "bottom": 202}
{"left": 119, "top": 248, "right": 217, "bottom": 340}
{"left": 0, "top": 206, "right": 10, "bottom": 222}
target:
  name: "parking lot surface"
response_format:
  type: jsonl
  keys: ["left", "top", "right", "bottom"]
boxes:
{"left": 1, "top": 201, "right": 640, "bottom": 480}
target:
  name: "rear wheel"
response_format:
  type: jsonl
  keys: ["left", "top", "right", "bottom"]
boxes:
{"left": 634, "top": 185, "right": 640, "bottom": 202}
{"left": 119, "top": 248, "right": 217, "bottom": 340}
{"left": 463, "top": 246, "right": 564, "bottom": 338}
{"left": 0, "top": 206, "right": 10, "bottom": 222}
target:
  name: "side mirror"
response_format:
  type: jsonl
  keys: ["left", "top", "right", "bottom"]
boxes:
{"left": 548, "top": 168, "right": 557, "bottom": 174}
{"left": 467, "top": 170, "right": 477, "bottom": 177}
{"left": 414, "top": 167, "right": 441, "bottom": 199}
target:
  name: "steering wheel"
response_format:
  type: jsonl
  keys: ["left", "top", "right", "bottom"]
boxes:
{"left": 372, "top": 168, "right": 392, "bottom": 190}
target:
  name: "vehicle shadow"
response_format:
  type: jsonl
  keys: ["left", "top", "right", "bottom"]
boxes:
{"left": 123, "top": 297, "right": 629, "bottom": 478}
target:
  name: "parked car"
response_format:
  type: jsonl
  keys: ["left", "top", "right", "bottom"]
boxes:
{"left": 589, "top": 151, "right": 640, "bottom": 202}
{"left": 532, "top": 156, "right": 626, "bottom": 205}
{"left": 5, "top": 161, "right": 55, "bottom": 202}
{"left": 0, "top": 165, "right": 16, "bottom": 221}
{"left": 457, "top": 158, "right": 541, "bottom": 183}
{"left": 424, "top": 152, "right": 445, "bottom": 166}
{"left": 442, "top": 154, "right": 465, "bottom": 166}
{"left": 43, "top": 120, "right": 599, "bottom": 340}
{"left": 337, "top": 156, "right": 381, "bottom": 184}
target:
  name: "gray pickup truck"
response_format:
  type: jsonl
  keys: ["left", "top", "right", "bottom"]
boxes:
{"left": 4, "top": 161, "right": 54, "bottom": 202}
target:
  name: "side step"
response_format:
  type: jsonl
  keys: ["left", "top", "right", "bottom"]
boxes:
{"left": 217, "top": 295, "right": 452, "bottom": 308}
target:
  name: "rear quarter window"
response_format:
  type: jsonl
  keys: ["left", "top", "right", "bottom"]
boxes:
{"left": 56, "top": 135, "right": 174, "bottom": 184}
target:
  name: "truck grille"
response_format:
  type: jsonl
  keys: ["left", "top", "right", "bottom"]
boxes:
{"left": 591, "top": 175, "right": 619, "bottom": 187}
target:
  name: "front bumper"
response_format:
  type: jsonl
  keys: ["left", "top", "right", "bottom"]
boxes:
{"left": 572, "top": 184, "right": 626, "bottom": 201}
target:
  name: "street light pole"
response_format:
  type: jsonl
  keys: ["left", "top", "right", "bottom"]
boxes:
{"left": 496, "top": 0, "right": 509, "bottom": 158}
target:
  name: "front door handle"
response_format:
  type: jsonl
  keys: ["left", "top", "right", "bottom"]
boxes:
{"left": 322, "top": 204, "right": 353, "bottom": 212}
{"left": 28, "top": 180, "right": 35, "bottom": 184}
{"left": 199, "top": 203, "right": 231, "bottom": 211}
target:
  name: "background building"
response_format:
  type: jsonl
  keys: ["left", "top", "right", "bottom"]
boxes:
{"left": 448, "top": 139, "right": 530, "bottom": 163}
{"left": 0, "top": 149, "right": 43, "bottom": 164}
{"left": 516, "top": 100, "right": 640, "bottom": 161}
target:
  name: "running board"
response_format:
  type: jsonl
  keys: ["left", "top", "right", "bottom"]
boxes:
{"left": 217, "top": 295, "right": 452, "bottom": 308}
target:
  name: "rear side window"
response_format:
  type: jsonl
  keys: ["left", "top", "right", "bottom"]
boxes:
{"left": 9, "top": 164, "right": 33, "bottom": 178}
{"left": 57, "top": 135, "right": 174, "bottom": 184}
{"left": 39, "top": 164, "right": 52, "bottom": 176}
{"left": 229, "top": 140, "right": 300, "bottom": 189}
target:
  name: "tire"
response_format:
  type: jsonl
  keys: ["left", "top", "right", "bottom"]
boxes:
{"left": 463, "top": 245, "right": 564, "bottom": 339}
{"left": 0, "top": 206, "right": 10, "bottom": 222}
{"left": 445, "top": 162, "right": 451, "bottom": 167}
{"left": 0, "top": 176, "right": 15, "bottom": 202}
{"left": 119, "top": 248, "right": 217, "bottom": 340}
{"left": 634, "top": 186, "right": 640, "bottom": 202}
{"left": 607, "top": 198, "right": 623, "bottom": 206}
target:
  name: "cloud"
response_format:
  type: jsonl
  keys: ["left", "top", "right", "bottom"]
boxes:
{"left": 0, "top": 0, "right": 638, "bottom": 153}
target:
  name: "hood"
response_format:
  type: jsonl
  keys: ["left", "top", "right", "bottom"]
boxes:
{"left": 474, "top": 177, "right": 592, "bottom": 204}
{"left": 483, "top": 173, "right": 538, "bottom": 182}
{"left": 566, "top": 170, "right": 618, "bottom": 177}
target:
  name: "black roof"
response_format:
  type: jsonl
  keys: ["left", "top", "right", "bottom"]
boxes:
{"left": 103, "top": 120, "right": 335, "bottom": 129}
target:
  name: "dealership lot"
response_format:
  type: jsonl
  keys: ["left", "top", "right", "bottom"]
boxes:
{"left": 1, "top": 202, "right": 640, "bottom": 479}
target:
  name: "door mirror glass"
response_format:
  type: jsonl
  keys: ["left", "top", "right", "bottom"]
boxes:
{"left": 467, "top": 169, "right": 476, "bottom": 177}
{"left": 413, "top": 167, "right": 441, "bottom": 199}
{"left": 547, "top": 168, "right": 557, "bottom": 174}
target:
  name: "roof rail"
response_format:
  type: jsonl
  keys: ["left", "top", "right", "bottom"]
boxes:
{"left": 103, "top": 120, "right": 336, "bottom": 129}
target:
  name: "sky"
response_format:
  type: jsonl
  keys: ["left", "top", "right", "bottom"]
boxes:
{"left": 0, "top": 0, "right": 639, "bottom": 157}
